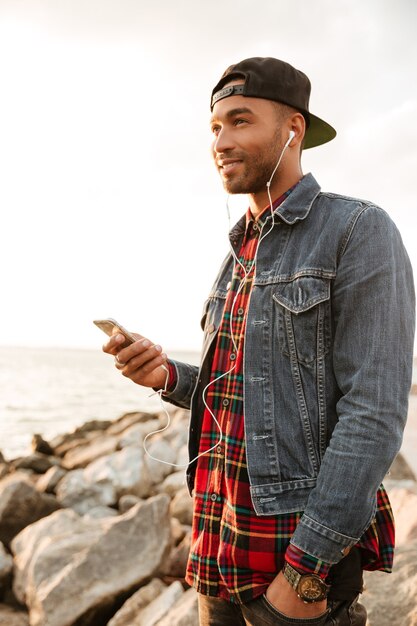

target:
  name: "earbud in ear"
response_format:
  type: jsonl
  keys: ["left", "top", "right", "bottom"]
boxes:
{"left": 289, "top": 130, "right": 295, "bottom": 142}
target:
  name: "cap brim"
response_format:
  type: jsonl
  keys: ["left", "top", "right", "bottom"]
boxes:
{"left": 304, "top": 114, "right": 336, "bottom": 149}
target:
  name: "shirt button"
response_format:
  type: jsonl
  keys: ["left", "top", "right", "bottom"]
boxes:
{"left": 207, "top": 323, "right": 215, "bottom": 333}
{"left": 237, "top": 307, "right": 244, "bottom": 316}
{"left": 222, "top": 398, "right": 230, "bottom": 407}
{"left": 226, "top": 281, "right": 232, "bottom": 290}
{"left": 230, "top": 353, "right": 236, "bottom": 361}
{"left": 210, "top": 493, "right": 217, "bottom": 502}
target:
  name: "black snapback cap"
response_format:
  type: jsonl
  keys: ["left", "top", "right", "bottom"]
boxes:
{"left": 211, "top": 57, "right": 336, "bottom": 149}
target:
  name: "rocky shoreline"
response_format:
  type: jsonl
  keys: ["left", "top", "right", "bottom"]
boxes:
{"left": 0, "top": 404, "right": 416, "bottom": 626}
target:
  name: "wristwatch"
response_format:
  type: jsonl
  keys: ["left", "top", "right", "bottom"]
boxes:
{"left": 282, "top": 562, "right": 330, "bottom": 603}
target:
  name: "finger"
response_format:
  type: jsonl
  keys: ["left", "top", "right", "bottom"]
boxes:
{"left": 125, "top": 354, "right": 168, "bottom": 382}
{"left": 119, "top": 344, "right": 164, "bottom": 376}
{"left": 114, "top": 353, "right": 126, "bottom": 369}
{"left": 117, "top": 337, "right": 157, "bottom": 365}
{"left": 102, "top": 333, "right": 126, "bottom": 355}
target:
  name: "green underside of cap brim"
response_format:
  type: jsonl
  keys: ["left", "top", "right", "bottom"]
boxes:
{"left": 304, "top": 114, "right": 337, "bottom": 149}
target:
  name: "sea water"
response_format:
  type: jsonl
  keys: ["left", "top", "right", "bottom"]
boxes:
{"left": 0, "top": 345, "right": 199, "bottom": 460}
{"left": 0, "top": 346, "right": 416, "bottom": 476}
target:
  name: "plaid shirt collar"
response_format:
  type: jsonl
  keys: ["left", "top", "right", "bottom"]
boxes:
{"left": 242, "top": 181, "right": 301, "bottom": 245}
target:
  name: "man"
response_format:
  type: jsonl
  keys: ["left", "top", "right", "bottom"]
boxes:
{"left": 103, "top": 58, "right": 415, "bottom": 625}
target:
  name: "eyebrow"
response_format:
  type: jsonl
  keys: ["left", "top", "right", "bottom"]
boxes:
{"left": 210, "top": 107, "right": 255, "bottom": 124}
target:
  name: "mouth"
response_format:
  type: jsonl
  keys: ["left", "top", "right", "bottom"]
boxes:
{"left": 217, "top": 159, "right": 242, "bottom": 176}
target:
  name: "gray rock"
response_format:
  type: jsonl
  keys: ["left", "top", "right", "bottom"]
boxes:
{"left": 157, "top": 470, "right": 187, "bottom": 498}
{"left": 83, "top": 505, "right": 119, "bottom": 520}
{"left": 386, "top": 486, "right": 417, "bottom": 546}
{"left": 107, "top": 412, "right": 159, "bottom": 436}
{"left": 170, "top": 517, "right": 188, "bottom": 546}
{"left": 12, "top": 454, "right": 60, "bottom": 475}
{"left": 157, "top": 411, "right": 189, "bottom": 447}
{"left": 56, "top": 444, "right": 152, "bottom": 514}
{"left": 0, "top": 542, "right": 13, "bottom": 594}
{"left": 388, "top": 452, "right": 416, "bottom": 481}
{"left": 145, "top": 439, "right": 177, "bottom": 485}
{"left": 74, "top": 419, "right": 113, "bottom": 433}
{"left": 62, "top": 434, "right": 119, "bottom": 469}
{"left": 0, "top": 604, "right": 29, "bottom": 626}
{"left": 55, "top": 468, "right": 116, "bottom": 514}
{"left": 35, "top": 466, "right": 67, "bottom": 494}
{"left": 85, "top": 445, "right": 152, "bottom": 498}
{"left": 155, "top": 588, "right": 198, "bottom": 626}
{"left": 161, "top": 531, "right": 191, "bottom": 579}
{"left": 363, "top": 540, "right": 417, "bottom": 626}
{"left": 175, "top": 444, "right": 189, "bottom": 468}
{"left": 136, "top": 580, "right": 184, "bottom": 626}
{"left": 119, "top": 494, "right": 142, "bottom": 513}
{"left": 108, "top": 578, "right": 166, "bottom": 626}
{"left": 0, "top": 542, "right": 13, "bottom": 579}
{"left": 51, "top": 435, "right": 94, "bottom": 458}
{"left": 117, "top": 419, "right": 162, "bottom": 449}
{"left": 31, "top": 435, "right": 54, "bottom": 456}
{"left": 0, "top": 473, "right": 60, "bottom": 546}
{"left": 11, "top": 495, "right": 171, "bottom": 626}
{"left": 170, "top": 487, "right": 193, "bottom": 526}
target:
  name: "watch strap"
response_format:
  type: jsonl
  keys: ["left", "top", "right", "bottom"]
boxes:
{"left": 282, "top": 562, "right": 330, "bottom": 602}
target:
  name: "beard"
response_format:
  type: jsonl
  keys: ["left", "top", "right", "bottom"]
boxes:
{"left": 218, "top": 136, "right": 282, "bottom": 195}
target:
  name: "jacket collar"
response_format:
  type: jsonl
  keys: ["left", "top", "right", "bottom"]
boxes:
{"left": 274, "top": 172, "right": 321, "bottom": 225}
{"left": 229, "top": 173, "right": 321, "bottom": 244}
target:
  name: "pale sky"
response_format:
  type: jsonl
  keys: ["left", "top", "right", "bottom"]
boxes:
{"left": 0, "top": 0, "right": 416, "bottom": 353}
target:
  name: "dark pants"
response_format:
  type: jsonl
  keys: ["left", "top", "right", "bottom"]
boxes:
{"left": 198, "top": 549, "right": 367, "bottom": 626}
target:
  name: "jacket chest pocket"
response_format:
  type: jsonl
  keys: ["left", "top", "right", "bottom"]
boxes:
{"left": 272, "top": 275, "right": 332, "bottom": 364}
{"left": 200, "top": 294, "right": 227, "bottom": 354}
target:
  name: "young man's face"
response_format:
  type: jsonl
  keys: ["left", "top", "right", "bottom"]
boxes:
{"left": 210, "top": 83, "right": 285, "bottom": 195}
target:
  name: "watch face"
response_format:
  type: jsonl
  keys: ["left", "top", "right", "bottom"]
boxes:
{"left": 298, "top": 576, "right": 326, "bottom": 601}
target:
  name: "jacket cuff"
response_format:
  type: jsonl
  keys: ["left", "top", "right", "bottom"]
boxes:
{"left": 161, "top": 359, "right": 198, "bottom": 409}
{"left": 285, "top": 543, "right": 331, "bottom": 580}
{"left": 290, "top": 514, "right": 359, "bottom": 565}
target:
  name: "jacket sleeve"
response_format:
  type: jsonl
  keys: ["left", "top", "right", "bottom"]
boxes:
{"left": 290, "top": 204, "right": 415, "bottom": 564}
{"left": 162, "top": 359, "right": 199, "bottom": 410}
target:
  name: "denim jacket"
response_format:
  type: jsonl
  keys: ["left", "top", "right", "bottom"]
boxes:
{"left": 164, "top": 173, "right": 415, "bottom": 564}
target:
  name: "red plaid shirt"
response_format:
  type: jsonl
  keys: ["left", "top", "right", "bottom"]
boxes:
{"left": 176, "top": 189, "right": 395, "bottom": 604}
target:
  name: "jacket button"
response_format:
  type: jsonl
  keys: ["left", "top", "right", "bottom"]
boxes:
{"left": 226, "top": 281, "right": 232, "bottom": 289}
{"left": 230, "top": 353, "right": 236, "bottom": 361}
{"left": 222, "top": 398, "right": 230, "bottom": 406}
{"left": 237, "top": 307, "right": 244, "bottom": 316}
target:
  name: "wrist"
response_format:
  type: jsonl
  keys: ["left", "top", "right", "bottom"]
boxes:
{"left": 266, "top": 571, "right": 327, "bottom": 619}
{"left": 282, "top": 562, "right": 330, "bottom": 603}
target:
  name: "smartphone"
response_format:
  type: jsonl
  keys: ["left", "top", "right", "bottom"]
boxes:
{"left": 93, "top": 318, "right": 137, "bottom": 347}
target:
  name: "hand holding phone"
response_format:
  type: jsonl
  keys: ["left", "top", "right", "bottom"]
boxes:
{"left": 94, "top": 318, "right": 169, "bottom": 388}
{"left": 94, "top": 318, "right": 137, "bottom": 348}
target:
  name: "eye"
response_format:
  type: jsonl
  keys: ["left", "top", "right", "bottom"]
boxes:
{"left": 211, "top": 124, "right": 221, "bottom": 136}
{"left": 234, "top": 118, "right": 248, "bottom": 126}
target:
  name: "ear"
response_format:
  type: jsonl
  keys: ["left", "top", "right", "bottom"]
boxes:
{"left": 288, "top": 112, "right": 306, "bottom": 147}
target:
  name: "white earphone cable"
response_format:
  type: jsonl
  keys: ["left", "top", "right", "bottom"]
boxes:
{"left": 143, "top": 133, "right": 293, "bottom": 468}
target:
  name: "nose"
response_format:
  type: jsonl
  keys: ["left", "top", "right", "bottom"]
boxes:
{"left": 212, "top": 126, "right": 235, "bottom": 155}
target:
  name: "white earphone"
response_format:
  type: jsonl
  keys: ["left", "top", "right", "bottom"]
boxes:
{"left": 143, "top": 126, "right": 298, "bottom": 470}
